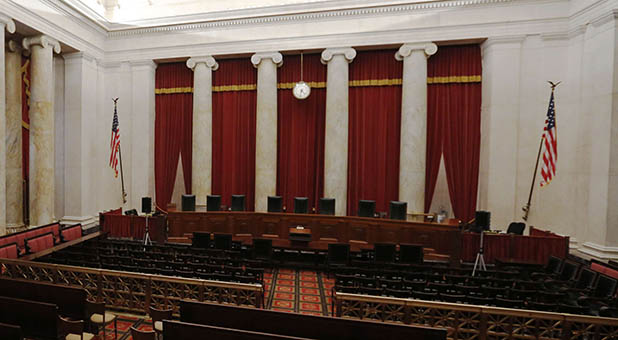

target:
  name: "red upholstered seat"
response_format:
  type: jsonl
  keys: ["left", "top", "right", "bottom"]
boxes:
{"left": 0, "top": 243, "right": 18, "bottom": 259}
{"left": 591, "top": 262, "right": 618, "bottom": 280}
{"left": 25, "top": 233, "right": 55, "bottom": 254}
{"left": 61, "top": 225, "right": 83, "bottom": 242}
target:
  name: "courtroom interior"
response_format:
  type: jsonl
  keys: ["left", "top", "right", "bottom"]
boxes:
{"left": 1, "top": 0, "right": 618, "bottom": 339}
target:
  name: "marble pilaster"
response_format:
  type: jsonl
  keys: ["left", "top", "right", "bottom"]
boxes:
{"left": 5, "top": 40, "right": 23, "bottom": 229}
{"left": 23, "top": 34, "right": 60, "bottom": 226}
{"left": 130, "top": 60, "right": 156, "bottom": 210}
{"left": 62, "top": 52, "right": 98, "bottom": 228}
{"left": 395, "top": 42, "right": 437, "bottom": 215}
{"left": 321, "top": 47, "right": 356, "bottom": 216}
{"left": 251, "top": 52, "right": 282, "bottom": 212}
{"left": 187, "top": 56, "right": 218, "bottom": 206}
{"left": 0, "top": 16, "right": 15, "bottom": 234}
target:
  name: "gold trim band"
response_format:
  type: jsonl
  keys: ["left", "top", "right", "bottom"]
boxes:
{"left": 155, "top": 75, "right": 481, "bottom": 94}
{"left": 427, "top": 75, "right": 481, "bottom": 84}
{"left": 22, "top": 121, "right": 29, "bottom": 130}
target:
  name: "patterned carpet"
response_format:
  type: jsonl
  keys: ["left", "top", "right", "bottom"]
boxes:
{"left": 95, "top": 269, "right": 335, "bottom": 339}
{"left": 264, "top": 269, "right": 335, "bottom": 316}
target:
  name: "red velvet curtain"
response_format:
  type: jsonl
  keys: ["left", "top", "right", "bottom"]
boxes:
{"left": 426, "top": 45, "right": 481, "bottom": 222}
{"left": 212, "top": 58, "right": 257, "bottom": 210}
{"left": 347, "top": 50, "right": 402, "bottom": 215}
{"left": 154, "top": 63, "right": 193, "bottom": 210}
{"left": 277, "top": 54, "right": 326, "bottom": 212}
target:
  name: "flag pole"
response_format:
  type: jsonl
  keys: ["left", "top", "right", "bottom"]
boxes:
{"left": 522, "top": 81, "right": 560, "bottom": 220}
{"left": 113, "top": 98, "right": 127, "bottom": 204}
{"left": 118, "top": 144, "right": 127, "bottom": 204}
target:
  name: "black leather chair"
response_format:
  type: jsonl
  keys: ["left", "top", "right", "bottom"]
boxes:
{"left": 318, "top": 198, "right": 335, "bottom": 215}
{"left": 399, "top": 243, "right": 423, "bottom": 264}
{"left": 213, "top": 233, "right": 232, "bottom": 250}
{"left": 506, "top": 222, "right": 526, "bottom": 235}
{"left": 374, "top": 243, "right": 396, "bottom": 263}
{"left": 252, "top": 238, "right": 273, "bottom": 261}
{"left": 231, "top": 195, "right": 245, "bottom": 211}
{"left": 207, "top": 195, "right": 221, "bottom": 212}
{"left": 358, "top": 200, "right": 376, "bottom": 217}
{"left": 327, "top": 243, "right": 350, "bottom": 275}
{"left": 181, "top": 194, "right": 196, "bottom": 212}
{"left": 389, "top": 201, "right": 407, "bottom": 220}
{"left": 294, "top": 197, "right": 309, "bottom": 214}
{"left": 192, "top": 232, "right": 211, "bottom": 249}
{"left": 267, "top": 196, "right": 283, "bottom": 212}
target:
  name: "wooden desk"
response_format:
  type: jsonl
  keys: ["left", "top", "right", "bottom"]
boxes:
{"left": 167, "top": 210, "right": 461, "bottom": 263}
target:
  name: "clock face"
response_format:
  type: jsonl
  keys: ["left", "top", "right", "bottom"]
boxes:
{"left": 293, "top": 81, "right": 311, "bottom": 99}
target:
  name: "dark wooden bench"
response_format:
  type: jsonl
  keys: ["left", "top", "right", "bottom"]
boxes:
{"left": 0, "top": 322, "right": 22, "bottom": 340}
{"left": 0, "top": 277, "right": 87, "bottom": 320}
{"left": 0, "top": 296, "right": 59, "bottom": 340}
{"left": 163, "top": 320, "right": 315, "bottom": 340}
{"left": 179, "top": 300, "right": 446, "bottom": 340}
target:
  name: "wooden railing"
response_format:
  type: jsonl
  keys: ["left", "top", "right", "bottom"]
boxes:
{"left": 0, "top": 258, "right": 263, "bottom": 314}
{"left": 334, "top": 293, "right": 618, "bottom": 340}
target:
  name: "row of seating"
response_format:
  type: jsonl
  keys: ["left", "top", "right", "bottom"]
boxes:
{"left": 183, "top": 194, "right": 409, "bottom": 219}
{"left": 0, "top": 223, "right": 83, "bottom": 258}
{"left": 332, "top": 255, "right": 618, "bottom": 316}
{"left": 0, "top": 277, "right": 117, "bottom": 340}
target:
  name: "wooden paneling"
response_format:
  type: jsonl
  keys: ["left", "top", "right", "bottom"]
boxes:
{"left": 167, "top": 211, "right": 462, "bottom": 262}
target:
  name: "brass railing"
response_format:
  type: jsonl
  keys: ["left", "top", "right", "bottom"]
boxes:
{"left": 334, "top": 293, "right": 618, "bottom": 340}
{"left": 0, "top": 258, "right": 263, "bottom": 314}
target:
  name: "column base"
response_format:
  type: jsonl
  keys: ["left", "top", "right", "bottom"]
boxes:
{"left": 60, "top": 215, "right": 98, "bottom": 229}
{"left": 579, "top": 242, "right": 618, "bottom": 260}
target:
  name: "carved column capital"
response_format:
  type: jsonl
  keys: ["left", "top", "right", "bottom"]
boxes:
{"left": 321, "top": 47, "right": 356, "bottom": 65}
{"left": 187, "top": 56, "right": 219, "bottom": 71}
{"left": 395, "top": 42, "right": 437, "bottom": 61}
{"left": 6, "top": 40, "right": 22, "bottom": 53}
{"left": 251, "top": 52, "right": 283, "bottom": 68}
{"left": 22, "top": 35, "right": 61, "bottom": 54}
{"left": 0, "top": 14, "right": 15, "bottom": 33}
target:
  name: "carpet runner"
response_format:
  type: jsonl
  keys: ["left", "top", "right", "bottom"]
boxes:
{"left": 94, "top": 269, "right": 334, "bottom": 339}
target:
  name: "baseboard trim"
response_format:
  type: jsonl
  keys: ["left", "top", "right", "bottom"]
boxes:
{"left": 60, "top": 215, "right": 98, "bottom": 229}
{"left": 579, "top": 242, "right": 618, "bottom": 260}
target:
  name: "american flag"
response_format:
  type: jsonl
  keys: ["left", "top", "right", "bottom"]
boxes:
{"left": 109, "top": 101, "right": 121, "bottom": 178}
{"left": 540, "top": 90, "right": 557, "bottom": 187}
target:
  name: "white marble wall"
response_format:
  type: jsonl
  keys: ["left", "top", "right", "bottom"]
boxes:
{"left": 53, "top": 56, "right": 65, "bottom": 221}
{"left": 129, "top": 61, "right": 156, "bottom": 210}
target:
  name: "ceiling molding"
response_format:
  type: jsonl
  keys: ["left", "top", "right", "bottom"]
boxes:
{"left": 105, "top": 0, "right": 518, "bottom": 37}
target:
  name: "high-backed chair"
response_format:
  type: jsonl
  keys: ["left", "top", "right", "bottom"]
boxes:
{"left": 267, "top": 196, "right": 283, "bottom": 213}
{"left": 506, "top": 222, "right": 526, "bottom": 235}
{"left": 149, "top": 305, "right": 173, "bottom": 340}
{"left": 59, "top": 316, "right": 95, "bottom": 340}
{"left": 206, "top": 195, "right": 221, "bottom": 212}
{"left": 213, "top": 233, "right": 232, "bottom": 250}
{"left": 327, "top": 243, "right": 350, "bottom": 275}
{"left": 294, "top": 197, "right": 309, "bottom": 214}
{"left": 253, "top": 238, "right": 273, "bottom": 263}
{"left": 374, "top": 243, "right": 396, "bottom": 263}
{"left": 86, "top": 300, "right": 117, "bottom": 340}
{"left": 318, "top": 198, "right": 336, "bottom": 215}
{"left": 358, "top": 200, "right": 376, "bottom": 218}
{"left": 192, "top": 232, "right": 211, "bottom": 249}
{"left": 181, "top": 194, "right": 196, "bottom": 212}
{"left": 399, "top": 243, "right": 424, "bottom": 264}
{"left": 130, "top": 326, "right": 156, "bottom": 340}
{"left": 231, "top": 195, "right": 245, "bottom": 211}
{"left": 389, "top": 201, "right": 407, "bottom": 220}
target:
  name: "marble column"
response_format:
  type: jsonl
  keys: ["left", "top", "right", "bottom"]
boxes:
{"left": 5, "top": 40, "right": 23, "bottom": 229}
{"left": 186, "top": 56, "right": 218, "bottom": 207}
{"left": 251, "top": 52, "right": 282, "bottom": 212}
{"left": 0, "top": 16, "right": 15, "bottom": 234}
{"left": 395, "top": 42, "right": 437, "bottom": 215}
{"left": 23, "top": 35, "right": 61, "bottom": 226}
{"left": 321, "top": 48, "right": 356, "bottom": 216}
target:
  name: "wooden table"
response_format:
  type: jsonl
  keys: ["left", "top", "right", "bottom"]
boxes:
{"left": 167, "top": 209, "right": 462, "bottom": 263}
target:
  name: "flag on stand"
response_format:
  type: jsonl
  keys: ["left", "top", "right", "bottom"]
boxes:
{"left": 109, "top": 102, "right": 121, "bottom": 177}
{"left": 540, "top": 90, "right": 557, "bottom": 187}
